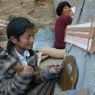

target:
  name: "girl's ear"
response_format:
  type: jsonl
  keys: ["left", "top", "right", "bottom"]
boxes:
{"left": 10, "top": 36, "right": 17, "bottom": 44}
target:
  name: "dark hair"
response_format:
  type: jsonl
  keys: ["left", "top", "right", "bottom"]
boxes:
{"left": 56, "top": 1, "right": 71, "bottom": 16}
{"left": 6, "top": 17, "right": 35, "bottom": 54}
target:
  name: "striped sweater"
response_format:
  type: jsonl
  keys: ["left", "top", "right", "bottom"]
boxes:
{"left": 0, "top": 47, "right": 55, "bottom": 95}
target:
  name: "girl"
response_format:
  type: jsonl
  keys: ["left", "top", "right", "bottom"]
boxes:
{"left": 0, "top": 17, "right": 62, "bottom": 95}
{"left": 54, "top": 1, "right": 73, "bottom": 49}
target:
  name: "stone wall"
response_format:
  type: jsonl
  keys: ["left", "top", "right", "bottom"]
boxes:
{"left": 0, "top": 0, "right": 55, "bottom": 29}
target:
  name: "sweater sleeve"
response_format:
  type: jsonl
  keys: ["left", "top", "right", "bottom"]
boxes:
{"left": 61, "top": 15, "right": 73, "bottom": 25}
{"left": 0, "top": 73, "right": 32, "bottom": 95}
{"left": 0, "top": 73, "right": 33, "bottom": 95}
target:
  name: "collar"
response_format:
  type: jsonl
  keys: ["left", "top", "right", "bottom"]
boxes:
{"left": 14, "top": 48, "right": 30, "bottom": 61}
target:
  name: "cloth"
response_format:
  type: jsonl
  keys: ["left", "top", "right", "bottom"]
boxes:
{"left": 33, "top": 27, "right": 54, "bottom": 51}
{"left": 54, "top": 15, "right": 72, "bottom": 49}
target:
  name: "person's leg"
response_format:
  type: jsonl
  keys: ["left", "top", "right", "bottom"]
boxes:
{"left": 40, "top": 47, "right": 64, "bottom": 58}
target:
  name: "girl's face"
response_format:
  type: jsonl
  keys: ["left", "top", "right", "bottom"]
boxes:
{"left": 12, "top": 28, "right": 34, "bottom": 52}
{"left": 61, "top": 6, "right": 71, "bottom": 15}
